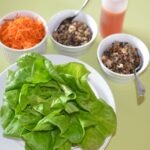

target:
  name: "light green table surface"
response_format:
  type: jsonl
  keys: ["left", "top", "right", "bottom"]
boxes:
{"left": 0, "top": 0, "right": 150, "bottom": 150}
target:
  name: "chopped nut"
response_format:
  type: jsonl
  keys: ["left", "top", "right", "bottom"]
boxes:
{"left": 117, "top": 63, "right": 124, "bottom": 68}
{"left": 121, "top": 48, "right": 127, "bottom": 54}
{"left": 105, "top": 59, "right": 113, "bottom": 68}
{"left": 101, "top": 55, "right": 107, "bottom": 61}
{"left": 68, "top": 25, "right": 76, "bottom": 33}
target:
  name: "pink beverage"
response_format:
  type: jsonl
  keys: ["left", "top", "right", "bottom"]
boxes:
{"left": 100, "top": 0, "right": 128, "bottom": 38}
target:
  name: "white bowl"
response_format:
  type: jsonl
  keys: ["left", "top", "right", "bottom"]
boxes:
{"left": 48, "top": 10, "right": 97, "bottom": 56}
{"left": 97, "top": 33, "right": 150, "bottom": 82}
{"left": 0, "top": 10, "right": 48, "bottom": 63}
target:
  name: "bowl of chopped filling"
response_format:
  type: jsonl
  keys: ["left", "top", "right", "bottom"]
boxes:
{"left": 48, "top": 10, "right": 97, "bottom": 56}
{"left": 0, "top": 10, "right": 48, "bottom": 62}
{"left": 97, "top": 34, "right": 150, "bottom": 82}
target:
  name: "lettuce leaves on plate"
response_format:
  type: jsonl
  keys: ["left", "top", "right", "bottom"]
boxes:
{"left": 0, "top": 53, "right": 117, "bottom": 150}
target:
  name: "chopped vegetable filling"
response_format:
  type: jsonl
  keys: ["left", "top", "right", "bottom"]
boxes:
{"left": 0, "top": 16, "right": 45, "bottom": 49}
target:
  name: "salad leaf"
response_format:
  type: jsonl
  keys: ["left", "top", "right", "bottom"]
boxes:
{"left": 33, "top": 109, "right": 61, "bottom": 131}
{"left": 77, "top": 110, "right": 96, "bottom": 128}
{"left": 17, "top": 52, "right": 51, "bottom": 84}
{"left": 65, "top": 102, "right": 79, "bottom": 114}
{"left": 50, "top": 129, "right": 60, "bottom": 149}
{"left": 4, "top": 117, "right": 25, "bottom": 138}
{"left": 90, "top": 100, "right": 117, "bottom": 137}
{"left": 55, "top": 62, "right": 90, "bottom": 80}
{"left": 23, "top": 131, "right": 52, "bottom": 150}
{"left": 57, "top": 141, "right": 72, "bottom": 150}
{"left": 81, "top": 127, "right": 105, "bottom": 150}
{"left": 0, "top": 52, "right": 117, "bottom": 150}
{"left": 19, "top": 84, "right": 31, "bottom": 110}
{"left": 6, "top": 68, "right": 31, "bottom": 91}
{"left": 0, "top": 100, "right": 14, "bottom": 128}
{"left": 17, "top": 107, "right": 43, "bottom": 130}
{"left": 47, "top": 115, "right": 70, "bottom": 134}
{"left": 53, "top": 133, "right": 67, "bottom": 149}
{"left": 44, "top": 59, "right": 64, "bottom": 83}
{"left": 5, "top": 89, "right": 20, "bottom": 110}
{"left": 62, "top": 115, "right": 84, "bottom": 144}
{"left": 25, "top": 144, "right": 32, "bottom": 150}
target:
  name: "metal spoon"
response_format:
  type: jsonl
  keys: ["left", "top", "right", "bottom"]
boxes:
{"left": 134, "top": 58, "right": 145, "bottom": 97}
{"left": 59, "top": 0, "right": 90, "bottom": 26}
{"left": 67, "top": 0, "right": 90, "bottom": 22}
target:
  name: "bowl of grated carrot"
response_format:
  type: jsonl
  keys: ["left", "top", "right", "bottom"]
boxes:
{"left": 0, "top": 10, "right": 48, "bottom": 62}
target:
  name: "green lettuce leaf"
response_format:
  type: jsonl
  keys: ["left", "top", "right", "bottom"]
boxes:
{"left": 0, "top": 52, "right": 117, "bottom": 150}
{"left": 0, "top": 100, "right": 14, "bottom": 128}
{"left": 33, "top": 109, "right": 62, "bottom": 131}
{"left": 6, "top": 68, "right": 31, "bottom": 91}
{"left": 5, "top": 89, "right": 20, "bottom": 110}
{"left": 62, "top": 115, "right": 84, "bottom": 144}
{"left": 65, "top": 102, "right": 79, "bottom": 114}
{"left": 17, "top": 107, "right": 43, "bottom": 130}
{"left": 23, "top": 131, "right": 52, "bottom": 150}
{"left": 57, "top": 141, "right": 72, "bottom": 150}
{"left": 90, "top": 100, "right": 117, "bottom": 137}
{"left": 81, "top": 127, "right": 105, "bottom": 150}
{"left": 77, "top": 110, "right": 96, "bottom": 128}
{"left": 4, "top": 117, "right": 25, "bottom": 138}
{"left": 55, "top": 62, "right": 90, "bottom": 80}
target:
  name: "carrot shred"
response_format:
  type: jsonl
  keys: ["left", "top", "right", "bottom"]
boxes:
{"left": 0, "top": 16, "right": 45, "bottom": 50}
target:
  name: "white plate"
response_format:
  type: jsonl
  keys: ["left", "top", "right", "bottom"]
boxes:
{"left": 0, "top": 54, "right": 116, "bottom": 150}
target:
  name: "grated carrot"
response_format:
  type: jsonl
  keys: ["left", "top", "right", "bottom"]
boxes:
{"left": 0, "top": 16, "right": 45, "bottom": 50}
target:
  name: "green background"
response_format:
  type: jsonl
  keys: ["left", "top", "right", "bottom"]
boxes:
{"left": 0, "top": 0, "right": 150, "bottom": 150}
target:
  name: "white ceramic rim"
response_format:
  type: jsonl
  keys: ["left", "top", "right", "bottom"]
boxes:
{"left": 97, "top": 33, "right": 150, "bottom": 78}
{"left": 0, "top": 10, "right": 48, "bottom": 52}
{"left": 48, "top": 9, "right": 97, "bottom": 50}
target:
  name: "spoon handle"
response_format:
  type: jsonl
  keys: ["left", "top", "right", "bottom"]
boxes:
{"left": 134, "top": 73, "right": 145, "bottom": 97}
{"left": 75, "top": 0, "right": 90, "bottom": 16}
